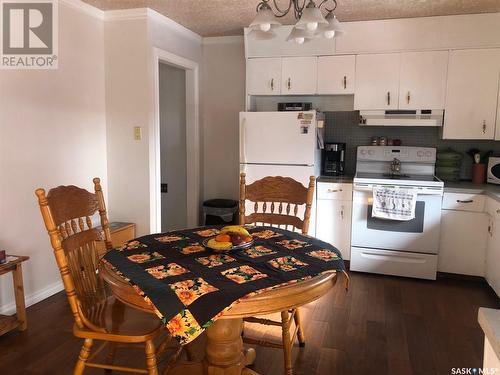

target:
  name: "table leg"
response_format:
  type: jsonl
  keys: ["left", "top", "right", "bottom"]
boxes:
{"left": 205, "top": 318, "right": 258, "bottom": 375}
{"left": 12, "top": 264, "right": 27, "bottom": 331}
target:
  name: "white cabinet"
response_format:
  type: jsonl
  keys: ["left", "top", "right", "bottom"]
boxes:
{"left": 246, "top": 58, "right": 282, "bottom": 95}
{"left": 443, "top": 49, "right": 500, "bottom": 140}
{"left": 354, "top": 53, "right": 400, "bottom": 110}
{"left": 281, "top": 57, "right": 317, "bottom": 95}
{"left": 486, "top": 198, "right": 500, "bottom": 297}
{"left": 316, "top": 182, "right": 352, "bottom": 260}
{"left": 438, "top": 209, "right": 489, "bottom": 276}
{"left": 398, "top": 51, "right": 448, "bottom": 110}
{"left": 317, "top": 55, "right": 356, "bottom": 95}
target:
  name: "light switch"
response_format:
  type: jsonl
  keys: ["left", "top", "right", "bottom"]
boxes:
{"left": 134, "top": 126, "right": 142, "bottom": 140}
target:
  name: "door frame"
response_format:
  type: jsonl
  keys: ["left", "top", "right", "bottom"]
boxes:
{"left": 151, "top": 47, "right": 200, "bottom": 232}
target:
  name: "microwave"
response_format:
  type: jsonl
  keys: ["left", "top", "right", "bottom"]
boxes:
{"left": 487, "top": 157, "right": 500, "bottom": 185}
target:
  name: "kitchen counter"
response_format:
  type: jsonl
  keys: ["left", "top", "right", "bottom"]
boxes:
{"left": 317, "top": 175, "right": 354, "bottom": 184}
{"left": 444, "top": 181, "right": 500, "bottom": 203}
{"left": 478, "top": 308, "right": 500, "bottom": 362}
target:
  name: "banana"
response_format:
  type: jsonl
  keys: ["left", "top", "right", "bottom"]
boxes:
{"left": 207, "top": 238, "right": 232, "bottom": 251}
{"left": 220, "top": 225, "right": 250, "bottom": 237}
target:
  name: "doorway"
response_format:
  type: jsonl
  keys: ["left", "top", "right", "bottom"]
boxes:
{"left": 159, "top": 63, "right": 187, "bottom": 231}
{"left": 151, "top": 48, "right": 200, "bottom": 234}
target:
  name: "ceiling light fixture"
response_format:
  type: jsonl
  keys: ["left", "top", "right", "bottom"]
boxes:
{"left": 249, "top": 0, "right": 345, "bottom": 44}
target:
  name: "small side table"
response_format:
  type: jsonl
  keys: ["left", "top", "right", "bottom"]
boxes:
{"left": 95, "top": 222, "right": 136, "bottom": 256}
{"left": 0, "top": 255, "right": 29, "bottom": 335}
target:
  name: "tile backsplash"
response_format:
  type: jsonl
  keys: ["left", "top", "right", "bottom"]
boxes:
{"left": 324, "top": 111, "right": 500, "bottom": 179}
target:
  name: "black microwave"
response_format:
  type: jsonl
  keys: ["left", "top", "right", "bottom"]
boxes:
{"left": 487, "top": 156, "right": 500, "bottom": 185}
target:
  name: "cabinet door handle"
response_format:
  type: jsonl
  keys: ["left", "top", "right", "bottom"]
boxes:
{"left": 343, "top": 76, "right": 347, "bottom": 89}
{"left": 387, "top": 91, "right": 391, "bottom": 106}
{"left": 407, "top": 91, "right": 411, "bottom": 104}
{"left": 287, "top": 78, "right": 291, "bottom": 90}
{"left": 327, "top": 189, "right": 343, "bottom": 193}
{"left": 482, "top": 120, "right": 487, "bottom": 134}
{"left": 270, "top": 78, "right": 274, "bottom": 91}
{"left": 340, "top": 205, "right": 345, "bottom": 220}
{"left": 456, "top": 199, "right": 474, "bottom": 204}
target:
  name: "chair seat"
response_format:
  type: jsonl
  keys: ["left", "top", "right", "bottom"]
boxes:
{"left": 74, "top": 296, "right": 164, "bottom": 342}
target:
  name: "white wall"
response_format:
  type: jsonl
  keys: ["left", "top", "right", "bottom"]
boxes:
{"left": 104, "top": 18, "right": 151, "bottom": 236}
{"left": 201, "top": 37, "right": 246, "bottom": 201}
{"left": 105, "top": 9, "right": 202, "bottom": 236}
{"left": 0, "top": 2, "right": 107, "bottom": 313}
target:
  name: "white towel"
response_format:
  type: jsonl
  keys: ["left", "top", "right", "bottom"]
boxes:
{"left": 372, "top": 186, "right": 417, "bottom": 221}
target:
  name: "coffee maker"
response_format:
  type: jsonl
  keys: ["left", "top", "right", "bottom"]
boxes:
{"left": 322, "top": 143, "right": 346, "bottom": 176}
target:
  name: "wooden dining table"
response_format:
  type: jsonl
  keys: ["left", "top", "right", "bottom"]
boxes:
{"left": 99, "top": 260, "right": 338, "bottom": 375}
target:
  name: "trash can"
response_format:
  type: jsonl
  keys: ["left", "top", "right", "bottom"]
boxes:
{"left": 203, "top": 199, "right": 239, "bottom": 225}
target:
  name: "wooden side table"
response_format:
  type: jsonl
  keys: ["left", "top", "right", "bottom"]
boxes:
{"left": 0, "top": 255, "right": 29, "bottom": 335}
{"left": 95, "top": 222, "right": 136, "bottom": 256}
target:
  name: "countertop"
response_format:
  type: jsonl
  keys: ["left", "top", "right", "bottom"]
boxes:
{"left": 316, "top": 177, "right": 500, "bottom": 203}
{"left": 478, "top": 308, "right": 500, "bottom": 360}
{"left": 317, "top": 175, "right": 354, "bottom": 183}
{"left": 444, "top": 181, "right": 500, "bottom": 203}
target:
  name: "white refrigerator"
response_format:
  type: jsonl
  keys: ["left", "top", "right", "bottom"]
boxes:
{"left": 239, "top": 111, "right": 320, "bottom": 234}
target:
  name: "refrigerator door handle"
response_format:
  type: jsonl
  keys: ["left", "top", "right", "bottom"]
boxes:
{"left": 240, "top": 118, "right": 247, "bottom": 164}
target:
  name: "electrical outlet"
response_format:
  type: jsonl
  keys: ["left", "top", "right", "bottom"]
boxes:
{"left": 134, "top": 126, "right": 142, "bottom": 140}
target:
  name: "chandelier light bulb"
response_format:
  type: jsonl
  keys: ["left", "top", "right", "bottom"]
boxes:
{"left": 324, "top": 29, "right": 336, "bottom": 39}
{"left": 295, "top": 37, "right": 305, "bottom": 44}
{"left": 306, "top": 22, "right": 318, "bottom": 31}
{"left": 259, "top": 23, "right": 271, "bottom": 32}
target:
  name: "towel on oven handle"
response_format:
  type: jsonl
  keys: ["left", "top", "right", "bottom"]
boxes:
{"left": 371, "top": 186, "right": 417, "bottom": 221}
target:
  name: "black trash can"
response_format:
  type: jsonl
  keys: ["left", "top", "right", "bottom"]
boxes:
{"left": 203, "top": 199, "right": 239, "bottom": 225}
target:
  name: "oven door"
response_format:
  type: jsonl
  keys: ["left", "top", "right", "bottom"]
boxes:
{"left": 351, "top": 187, "right": 442, "bottom": 254}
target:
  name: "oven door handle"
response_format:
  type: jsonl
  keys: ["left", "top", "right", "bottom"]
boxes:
{"left": 359, "top": 251, "right": 427, "bottom": 264}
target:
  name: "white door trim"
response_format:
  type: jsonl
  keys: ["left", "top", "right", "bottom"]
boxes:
{"left": 151, "top": 47, "right": 200, "bottom": 233}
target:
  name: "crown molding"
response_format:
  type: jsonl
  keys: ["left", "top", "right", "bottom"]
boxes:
{"left": 146, "top": 8, "right": 202, "bottom": 43}
{"left": 203, "top": 36, "right": 244, "bottom": 45}
{"left": 103, "top": 8, "right": 202, "bottom": 43}
{"left": 59, "top": 0, "right": 104, "bottom": 19}
{"left": 103, "top": 7, "right": 149, "bottom": 21}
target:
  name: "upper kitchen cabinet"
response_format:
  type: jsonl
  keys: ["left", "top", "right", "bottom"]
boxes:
{"left": 247, "top": 58, "right": 282, "bottom": 95}
{"left": 443, "top": 49, "right": 500, "bottom": 140}
{"left": 317, "top": 55, "right": 356, "bottom": 95}
{"left": 354, "top": 53, "right": 400, "bottom": 110}
{"left": 281, "top": 57, "right": 318, "bottom": 95}
{"left": 398, "top": 51, "right": 448, "bottom": 109}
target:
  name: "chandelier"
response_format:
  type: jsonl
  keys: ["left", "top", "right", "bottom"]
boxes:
{"left": 249, "top": 0, "right": 345, "bottom": 44}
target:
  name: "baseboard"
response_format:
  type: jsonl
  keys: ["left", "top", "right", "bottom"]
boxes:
{"left": 0, "top": 280, "right": 64, "bottom": 315}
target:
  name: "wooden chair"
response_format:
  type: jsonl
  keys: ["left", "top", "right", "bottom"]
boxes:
{"left": 35, "top": 178, "right": 179, "bottom": 375}
{"left": 239, "top": 172, "right": 315, "bottom": 375}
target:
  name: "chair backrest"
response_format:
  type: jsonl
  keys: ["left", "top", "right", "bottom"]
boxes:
{"left": 239, "top": 173, "right": 315, "bottom": 234}
{"left": 35, "top": 178, "right": 113, "bottom": 331}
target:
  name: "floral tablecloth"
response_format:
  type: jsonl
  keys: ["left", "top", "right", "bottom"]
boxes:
{"left": 102, "top": 226, "right": 345, "bottom": 344}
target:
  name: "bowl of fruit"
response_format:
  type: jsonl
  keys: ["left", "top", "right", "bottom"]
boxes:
{"left": 204, "top": 226, "right": 254, "bottom": 252}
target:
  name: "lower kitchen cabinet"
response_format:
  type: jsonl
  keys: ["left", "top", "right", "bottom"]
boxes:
{"left": 438, "top": 209, "right": 489, "bottom": 276}
{"left": 486, "top": 198, "right": 500, "bottom": 296}
{"left": 316, "top": 199, "right": 352, "bottom": 260}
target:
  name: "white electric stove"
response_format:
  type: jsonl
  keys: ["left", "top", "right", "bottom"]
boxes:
{"left": 351, "top": 146, "right": 444, "bottom": 280}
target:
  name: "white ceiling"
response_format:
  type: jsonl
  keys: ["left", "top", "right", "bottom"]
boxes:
{"left": 83, "top": 0, "right": 500, "bottom": 37}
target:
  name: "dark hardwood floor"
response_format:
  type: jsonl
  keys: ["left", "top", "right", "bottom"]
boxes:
{"left": 1, "top": 272, "right": 498, "bottom": 375}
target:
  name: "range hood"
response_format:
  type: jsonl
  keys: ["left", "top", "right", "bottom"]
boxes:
{"left": 359, "top": 110, "right": 444, "bottom": 127}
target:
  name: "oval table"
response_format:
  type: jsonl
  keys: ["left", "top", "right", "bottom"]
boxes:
{"left": 99, "top": 261, "right": 338, "bottom": 375}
